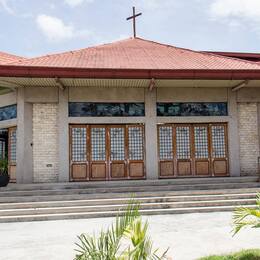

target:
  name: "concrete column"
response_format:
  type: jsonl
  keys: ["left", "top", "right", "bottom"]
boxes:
{"left": 58, "top": 87, "right": 69, "bottom": 182}
{"left": 145, "top": 88, "right": 158, "bottom": 180}
{"left": 16, "top": 87, "right": 33, "bottom": 183}
{"left": 228, "top": 88, "right": 240, "bottom": 176}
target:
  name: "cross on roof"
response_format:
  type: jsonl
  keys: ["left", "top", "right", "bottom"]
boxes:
{"left": 126, "top": 6, "right": 142, "bottom": 38}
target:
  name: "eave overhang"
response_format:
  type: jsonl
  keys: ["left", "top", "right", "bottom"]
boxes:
{"left": 0, "top": 65, "right": 260, "bottom": 80}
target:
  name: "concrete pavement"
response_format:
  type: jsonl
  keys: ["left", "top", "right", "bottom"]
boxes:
{"left": 0, "top": 212, "right": 259, "bottom": 260}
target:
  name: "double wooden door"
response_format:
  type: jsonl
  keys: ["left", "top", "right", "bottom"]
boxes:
{"left": 70, "top": 124, "right": 145, "bottom": 181}
{"left": 158, "top": 123, "right": 229, "bottom": 177}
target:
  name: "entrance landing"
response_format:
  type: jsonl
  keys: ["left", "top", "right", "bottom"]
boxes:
{"left": 0, "top": 176, "right": 259, "bottom": 222}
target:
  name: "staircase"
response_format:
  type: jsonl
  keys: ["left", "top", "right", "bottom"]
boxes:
{"left": 0, "top": 176, "right": 259, "bottom": 223}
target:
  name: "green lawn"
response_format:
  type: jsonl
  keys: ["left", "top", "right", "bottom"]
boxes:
{"left": 198, "top": 249, "right": 260, "bottom": 260}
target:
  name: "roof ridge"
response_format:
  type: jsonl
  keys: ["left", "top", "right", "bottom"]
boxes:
{"left": 0, "top": 51, "right": 25, "bottom": 59}
{"left": 14, "top": 37, "right": 135, "bottom": 64}
{"left": 135, "top": 37, "right": 260, "bottom": 67}
{"left": 198, "top": 50, "right": 260, "bottom": 67}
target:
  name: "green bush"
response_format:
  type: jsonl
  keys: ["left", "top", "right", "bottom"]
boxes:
{"left": 198, "top": 249, "right": 260, "bottom": 260}
{"left": 0, "top": 158, "right": 8, "bottom": 175}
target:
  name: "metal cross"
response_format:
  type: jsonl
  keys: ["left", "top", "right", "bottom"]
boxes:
{"left": 126, "top": 6, "right": 142, "bottom": 38}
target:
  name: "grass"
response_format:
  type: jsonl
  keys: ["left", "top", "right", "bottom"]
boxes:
{"left": 198, "top": 249, "right": 260, "bottom": 260}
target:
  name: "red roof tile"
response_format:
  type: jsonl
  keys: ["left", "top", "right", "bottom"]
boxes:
{"left": 12, "top": 37, "right": 260, "bottom": 70}
{"left": 0, "top": 51, "right": 25, "bottom": 65}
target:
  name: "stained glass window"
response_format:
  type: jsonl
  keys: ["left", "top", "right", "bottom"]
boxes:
{"left": 69, "top": 103, "right": 145, "bottom": 117}
{"left": 0, "top": 104, "right": 17, "bottom": 121}
{"left": 157, "top": 102, "right": 228, "bottom": 117}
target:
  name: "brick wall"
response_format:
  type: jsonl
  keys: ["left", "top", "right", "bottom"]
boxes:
{"left": 33, "top": 103, "right": 59, "bottom": 182}
{"left": 238, "top": 102, "right": 260, "bottom": 175}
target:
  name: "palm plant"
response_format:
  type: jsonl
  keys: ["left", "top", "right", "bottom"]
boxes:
{"left": 75, "top": 200, "right": 168, "bottom": 260}
{"left": 232, "top": 193, "right": 260, "bottom": 236}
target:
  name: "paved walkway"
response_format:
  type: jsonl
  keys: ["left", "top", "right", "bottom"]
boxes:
{"left": 0, "top": 212, "right": 259, "bottom": 260}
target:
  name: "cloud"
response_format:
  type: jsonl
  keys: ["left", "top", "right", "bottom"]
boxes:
{"left": 209, "top": 0, "right": 260, "bottom": 34}
{"left": 133, "top": 0, "right": 176, "bottom": 10}
{"left": 64, "top": 0, "right": 94, "bottom": 7}
{"left": 36, "top": 14, "right": 90, "bottom": 42}
{"left": 0, "top": 0, "right": 15, "bottom": 15}
{"left": 210, "top": 0, "right": 260, "bottom": 21}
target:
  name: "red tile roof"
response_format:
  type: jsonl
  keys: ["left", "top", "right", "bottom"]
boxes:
{"left": 12, "top": 37, "right": 260, "bottom": 70}
{"left": 0, "top": 51, "right": 25, "bottom": 65}
{"left": 204, "top": 51, "right": 260, "bottom": 62}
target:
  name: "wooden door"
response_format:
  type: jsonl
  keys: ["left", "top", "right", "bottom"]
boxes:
{"left": 175, "top": 125, "right": 192, "bottom": 176}
{"left": 70, "top": 124, "right": 145, "bottom": 181}
{"left": 109, "top": 126, "right": 127, "bottom": 179}
{"left": 127, "top": 125, "right": 145, "bottom": 179}
{"left": 193, "top": 125, "right": 211, "bottom": 176}
{"left": 210, "top": 124, "right": 229, "bottom": 176}
{"left": 158, "top": 123, "right": 229, "bottom": 178}
{"left": 70, "top": 125, "right": 88, "bottom": 181}
{"left": 158, "top": 125, "right": 174, "bottom": 177}
{"left": 90, "top": 126, "right": 107, "bottom": 180}
{"left": 8, "top": 127, "right": 17, "bottom": 183}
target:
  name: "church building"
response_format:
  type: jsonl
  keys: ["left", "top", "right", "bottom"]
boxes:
{"left": 0, "top": 35, "right": 260, "bottom": 184}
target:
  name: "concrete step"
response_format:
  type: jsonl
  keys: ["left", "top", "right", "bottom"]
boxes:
{"left": 0, "top": 198, "right": 255, "bottom": 216}
{"left": 2, "top": 176, "right": 259, "bottom": 192}
{"left": 0, "top": 193, "right": 257, "bottom": 209}
{"left": 0, "top": 205, "right": 256, "bottom": 223}
{"left": 0, "top": 182, "right": 259, "bottom": 198}
{"left": 1, "top": 187, "right": 260, "bottom": 203}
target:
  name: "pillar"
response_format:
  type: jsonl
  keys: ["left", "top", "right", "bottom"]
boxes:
{"left": 16, "top": 87, "right": 33, "bottom": 183}
{"left": 228, "top": 88, "right": 241, "bottom": 176}
{"left": 145, "top": 88, "right": 158, "bottom": 180}
{"left": 58, "top": 87, "right": 70, "bottom": 182}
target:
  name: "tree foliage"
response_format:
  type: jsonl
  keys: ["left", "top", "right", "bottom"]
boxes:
{"left": 232, "top": 193, "right": 260, "bottom": 236}
{"left": 75, "top": 200, "right": 168, "bottom": 260}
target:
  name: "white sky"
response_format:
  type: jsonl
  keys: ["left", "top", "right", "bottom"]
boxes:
{"left": 1, "top": 0, "right": 260, "bottom": 57}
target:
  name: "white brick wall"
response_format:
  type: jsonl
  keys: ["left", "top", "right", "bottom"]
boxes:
{"left": 238, "top": 102, "right": 260, "bottom": 176}
{"left": 33, "top": 103, "right": 59, "bottom": 183}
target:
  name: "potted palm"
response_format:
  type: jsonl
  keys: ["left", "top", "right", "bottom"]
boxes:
{"left": 0, "top": 158, "right": 9, "bottom": 187}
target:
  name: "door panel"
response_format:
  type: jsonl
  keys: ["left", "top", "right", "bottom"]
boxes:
{"left": 91, "top": 164, "right": 106, "bottom": 179}
{"left": 160, "top": 161, "right": 174, "bottom": 176}
{"left": 158, "top": 126, "right": 174, "bottom": 177}
{"left": 211, "top": 124, "right": 229, "bottom": 176}
{"left": 213, "top": 160, "right": 228, "bottom": 176}
{"left": 72, "top": 164, "right": 87, "bottom": 179}
{"left": 129, "top": 162, "right": 144, "bottom": 177}
{"left": 70, "top": 126, "right": 88, "bottom": 181}
{"left": 109, "top": 126, "right": 126, "bottom": 179}
{"left": 194, "top": 125, "right": 210, "bottom": 176}
{"left": 195, "top": 161, "right": 209, "bottom": 175}
{"left": 175, "top": 125, "right": 192, "bottom": 176}
{"left": 128, "top": 126, "right": 145, "bottom": 178}
{"left": 90, "top": 126, "right": 107, "bottom": 180}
